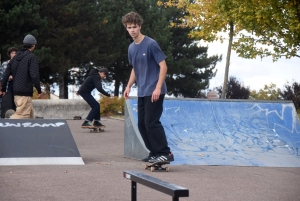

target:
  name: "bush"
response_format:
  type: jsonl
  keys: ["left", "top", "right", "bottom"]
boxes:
{"left": 33, "top": 82, "right": 50, "bottom": 99}
{"left": 99, "top": 95, "right": 124, "bottom": 117}
{"left": 33, "top": 88, "right": 50, "bottom": 99}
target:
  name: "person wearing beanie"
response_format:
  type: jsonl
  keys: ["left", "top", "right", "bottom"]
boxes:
{"left": 76, "top": 68, "right": 113, "bottom": 128}
{"left": 23, "top": 34, "right": 37, "bottom": 45}
{"left": 1, "top": 34, "right": 42, "bottom": 119}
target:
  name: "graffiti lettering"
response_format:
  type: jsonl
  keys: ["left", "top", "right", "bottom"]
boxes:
{"left": 0, "top": 122, "right": 65, "bottom": 128}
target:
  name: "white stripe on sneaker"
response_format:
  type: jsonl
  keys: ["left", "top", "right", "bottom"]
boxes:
{"left": 157, "top": 156, "right": 167, "bottom": 161}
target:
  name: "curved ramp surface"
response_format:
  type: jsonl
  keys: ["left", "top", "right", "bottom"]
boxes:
{"left": 125, "top": 98, "right": 300, "bottom": 167}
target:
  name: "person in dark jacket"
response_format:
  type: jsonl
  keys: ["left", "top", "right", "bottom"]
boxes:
{"left": 1, "top": 34, "right": 42, "bottom": 119}
{"left": 77, "top": 68, "right": 113, "bottom": 128}
{"left": 0, "top": 47, "right": 17, "bottom": 118}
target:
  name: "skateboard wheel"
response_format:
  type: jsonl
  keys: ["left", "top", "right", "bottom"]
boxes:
{"left": 89, "top": 130, "right": 92, "bottom": 133}
{"left": 150, "top": 166, "right": 155, "bottom": 172}
{"left": 144, "top": 164, "right": 148, "bottom": 169}
{"left": 165, "top": 167, "right": 169, "bottom": 172}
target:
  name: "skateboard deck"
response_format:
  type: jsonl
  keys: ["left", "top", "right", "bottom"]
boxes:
{"left": 145, "top": 161, "right": 170, "bottom": 172}
{"left": 82, "top": 126, "right": 105, "bottom": 133}
{"left": 5, "top": 109, "right": 15, "bottom": 119}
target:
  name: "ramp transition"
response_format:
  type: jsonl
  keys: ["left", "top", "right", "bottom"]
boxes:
{"left": 0, "top": 119, "right": 84, "bottom": 165}
{"left": 124, "top": 98, "right": 300, "bottom": 167}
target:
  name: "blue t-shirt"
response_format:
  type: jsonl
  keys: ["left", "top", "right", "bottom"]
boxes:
{"left": 128, "top": 36, "right": 167, "bottom": 97}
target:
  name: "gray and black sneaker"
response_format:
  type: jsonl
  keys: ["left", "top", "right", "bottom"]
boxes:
{"left": 93, "top": 121, "right": 105, "bottom": 127}
{"left": 81, "top": 120, "right": 92, "bottom": 128}
{"left": 142, "top": 156, "right": 156, "bottom": 162}
{"left": 148, "top": 152, "right": 174, "bottom": 163}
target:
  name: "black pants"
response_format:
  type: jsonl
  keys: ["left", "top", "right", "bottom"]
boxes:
{"left": 80, "top": 93, "right": 100, "bottom": 122}
{"left": 137, "top": 95, "right": 170, "bottom": 157}
{"left": 1, "top": 89, "right": 16, "bottom": 118}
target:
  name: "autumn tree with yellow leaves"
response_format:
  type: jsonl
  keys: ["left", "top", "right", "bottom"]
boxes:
{"left": 233, "top": 0, "right": 300, "bottom": 61}
{"left": 158, "top": 0, "right": 244, "bottom": 98}
{"left": 158, "top": 0, "right": 300, "bottom": 98}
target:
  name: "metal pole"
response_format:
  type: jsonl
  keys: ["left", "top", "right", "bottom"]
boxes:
{"left": 131, "top": 181, "right": 137, "bottom": 201}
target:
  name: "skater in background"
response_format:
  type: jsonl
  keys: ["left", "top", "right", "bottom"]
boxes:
{"left": 0, "top": 47, "right": 17, "bottom": 118}
{"left": 77, "top": 68, "right": 113, "bottom": 128}
{"left": 122, "top": 12, "right": 174, "bottom": 163}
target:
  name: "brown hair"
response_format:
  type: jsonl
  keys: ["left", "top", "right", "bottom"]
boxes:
{"left": 121, "top": 12, "right": 143, "bottom": 27}
{"left": 7, "top": 47, "right": 18, "bottom": 56}
{"left": 98, "top": 68, "right": 108, "bottom": 76}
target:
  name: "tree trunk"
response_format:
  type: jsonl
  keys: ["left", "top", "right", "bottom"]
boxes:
{"left": 114, "top": 78, "right": 120, "bottom": 97}
{"left": 221, "top": 22, "right": 234, "bottom": 99}
{"left": 59, "top": 72, "right": 69, "bottom": 99}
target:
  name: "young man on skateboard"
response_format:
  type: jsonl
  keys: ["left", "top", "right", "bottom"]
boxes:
{"left": 77, "top": 68, "right": 113, "bottom": 128}
{"left": 122, "top": 12, "right": 174, "bottom": 163}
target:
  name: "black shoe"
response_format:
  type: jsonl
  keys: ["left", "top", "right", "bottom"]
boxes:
{"left": 93, "top": 121, "right": 105, "bottom": 127}
{"left": 148, "top": 152, "right": 174, "bottom": 163}
{"left": 142, "top": 156, "right": 156, "bottom": 162}
{"left": 81, "top": 120, "right": 92, "bottom": 128}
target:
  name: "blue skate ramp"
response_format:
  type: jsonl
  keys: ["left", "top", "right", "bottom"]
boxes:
{"left": 125, "top": 98, "right": 300, "bottom": 167}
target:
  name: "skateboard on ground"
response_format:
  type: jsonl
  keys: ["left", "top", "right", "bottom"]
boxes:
{"left": 145, "top": 161, "right": 170, "bottom": 172}
{"left": 82, "top": 126, "right": 105, "bottom": 133}
{"left": 5, "top": 109, "right": 15, "bottom": 119}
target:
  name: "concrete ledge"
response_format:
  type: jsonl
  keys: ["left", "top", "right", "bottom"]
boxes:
{"left": 32, "top": 99, "right": 90, "bottom": 119}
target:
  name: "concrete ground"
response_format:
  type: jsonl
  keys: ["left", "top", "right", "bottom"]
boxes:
{"left": 1, "top": 118, "right": 300, "bottom": 201}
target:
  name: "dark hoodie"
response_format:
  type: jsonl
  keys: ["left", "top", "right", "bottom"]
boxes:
{"left": 1, "top": 49, "right": 41, "bottom": 96}
{"left": 78, "top": 69, "right": 110, "bottom": 96}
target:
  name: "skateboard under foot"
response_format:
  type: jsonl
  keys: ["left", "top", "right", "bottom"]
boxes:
{"left": 89, "top": 127, "right": 105, "bottom": 133}
{"left": 145, "top": 161, "right": 170, "bottom": 172}
{"left": 82, "top": 126, "right": 105, "bottom": 133}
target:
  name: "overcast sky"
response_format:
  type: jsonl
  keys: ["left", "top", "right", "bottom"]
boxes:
{"left": 203, "top": 40, "right": 299, "bottom": 92}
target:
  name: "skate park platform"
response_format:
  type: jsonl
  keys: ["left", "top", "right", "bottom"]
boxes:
{"left": 0, "top": 119, "right": 84, "bottom": 165}
{"left": 124, "top": 98, "right": 300, "bottom": 167}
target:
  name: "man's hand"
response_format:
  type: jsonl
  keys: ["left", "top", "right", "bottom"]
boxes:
{"left": 151, "top": 88, "right": 161, "bottom": 102}
{"left": 123, "top": 87, "right": 131, "bottom": 99}
{"left": 38, "top": 93, "right": 43, "bottom": 99}
{"left": 1, "top": 92, "right": 6, "bottom": 96}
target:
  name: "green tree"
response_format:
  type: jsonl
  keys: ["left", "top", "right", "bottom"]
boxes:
{"left": 0, "top": 0, "right": 47, "bottom": 62}
{"left": 38, "top": 0, "right": 120, "bottom": 98}
{"left": 215, "top": 76, "right": 250, "bottom": 99}
{"left": 164, "top": 6, "right": 221, "bottom": 97}
{"left": 250, "top": 83, "right": 281, "bottom": 100}
{"left": 232, "top": 0, "right": 300, "bottom": 61}
{"left": 280, "top": 81, "right": 300, "bottom": 112}
{"left": 110, "top": 0, "right": 221, "bottom": 98}
{"left": 159, "top": 0, "right": 244, "bottom": 99}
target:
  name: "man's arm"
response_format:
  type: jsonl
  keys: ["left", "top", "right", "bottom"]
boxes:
{"left": 123, "top": 69, "right": 136, "bottom": 99}
{"left": 29, "top": 56, "right": 42, "bottom": 94}
{"left": 152, "top": 60, "right": 167, "bottom": 102}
